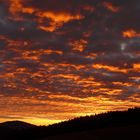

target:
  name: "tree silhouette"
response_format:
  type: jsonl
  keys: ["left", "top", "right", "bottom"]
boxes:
{"left": 0, "top": 107, "right": 140, "bottom": 140}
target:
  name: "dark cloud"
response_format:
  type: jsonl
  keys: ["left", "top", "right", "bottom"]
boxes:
{"left": 95, "top": 53, "right": 140, "bottom": 68}
{"left": 0, "top": 0, "right": 140, "bottom": 125}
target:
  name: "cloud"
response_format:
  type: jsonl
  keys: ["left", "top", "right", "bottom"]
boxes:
{"left": 0, "top": 0, "right": 140, "bottom": 125}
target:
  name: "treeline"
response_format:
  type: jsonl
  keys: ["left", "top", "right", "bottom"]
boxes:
{"left": 0, "top": 107, "right": 140, "bottom": 140}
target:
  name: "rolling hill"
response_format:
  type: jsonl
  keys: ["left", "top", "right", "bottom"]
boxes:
{"left": 0, "top": 108, "right": 140, "bottom": 140}
{"left": 0, "top": 120, "right": 36, "bottom": 130}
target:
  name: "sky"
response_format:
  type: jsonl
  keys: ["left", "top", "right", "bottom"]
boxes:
{"left": 0, "top": 0, "right": 140, "bottom": 125}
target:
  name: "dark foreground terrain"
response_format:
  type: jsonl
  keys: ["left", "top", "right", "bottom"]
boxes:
{"left": 0, "top": 108, "right": 140, "bottom": 140}
{"left": 41, "top": 124, "right": 140, "bottom": 140}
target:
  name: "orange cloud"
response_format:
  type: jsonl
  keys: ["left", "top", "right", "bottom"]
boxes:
{"left": 112, "top": 82, "right": 133, "bottom": 87}
{"left": 38, "top": 25, "right": 57, "bottom": 32}
{"left": 37, "top": 11, "right": 84, "bottom": 32}
{"left": 37, "top": 11, "right": 83, "bottom": 23}
{"left": 123, "top": 29, "right": 140, "bottom": 38}
{"left": 133, "top": 63, "right": 140, "bottom": 70}
{"left": 0, "top": 90, "right": 139, "bottom": 125}
{"left": 8, "top": 0, "right": 84, "bottom": 31}
{"left": 50, "top": 74, "right": 80, "bottom": 81}
{"left": 0, "top": 0, "right": 140, "bottom": 126}
{"left": 93, "top": 64, "right": 128, "bottom": 73}
{"left": 9, "top": 0, "right": 34, "bottom": 20}
{"left": 69, "top": 39, "right": 88, "bottom": 52}
{"left": 103, "top": 2, "right": 120, "bottom": 12}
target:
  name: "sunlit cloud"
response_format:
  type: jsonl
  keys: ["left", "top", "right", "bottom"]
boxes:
{"left": 0, "top": 0, "right": 140, "bottom": 125}
{"left": 103, "top": 2, "right": 120, "bottom": 13}
{"left": 123, "top": 29, "right": 140, "bottom": 38}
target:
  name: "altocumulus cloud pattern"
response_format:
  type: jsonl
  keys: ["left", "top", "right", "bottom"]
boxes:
{"left": 0, "top": 0, "right": 140, "bottom": 125}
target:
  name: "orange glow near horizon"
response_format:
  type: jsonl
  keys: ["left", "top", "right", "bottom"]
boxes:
{"left": 0, "top": 93, "right": 139, "bottom": 125}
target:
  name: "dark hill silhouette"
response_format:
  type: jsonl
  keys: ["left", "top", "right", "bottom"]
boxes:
{"left": 0, "top": 120, "right": 36, "bottom": 130}
{"left": 0, "top": 107, "right": 140, "bottom": 140}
